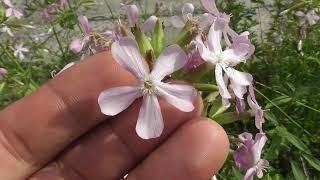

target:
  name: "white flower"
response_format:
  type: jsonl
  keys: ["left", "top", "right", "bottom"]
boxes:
{"left": 13, "top": 43, "right": 29, "bottom": 60}
{"left": 98, "top": 37, "right": 197, "bottom": 139}
{"left": 196, "top": 19, "right": 254, "bottom": 102}
{"left": 3, "top": 0, "right": 23, "bottom": 19}
{"left": 1, "top": 26, "right": 14, "bottom": 37}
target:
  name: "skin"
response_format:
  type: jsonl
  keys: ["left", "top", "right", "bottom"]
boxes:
{"left": 0, "top": 52, "right": 229, "bottom": 180}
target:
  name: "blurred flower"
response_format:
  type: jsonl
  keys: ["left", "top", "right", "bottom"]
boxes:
{"left": 124, "top": 4, "right": 158, "bottom": 32}
{"left": 12, "top": 43, "right": 29, "bottom": 60}
{"left": 0, "top": 68, "right": 8, "bottom": 80}
{"left": 69, "top": 15, "right": 92, "bottom": 53}
{"left": 247, "top": 85, "right": 265, "bottom": 131}
{"left": 196, "top": 21, "right": 254, "bottom": 101}
{"left": 297, "top": 39, "right": 303, "bottom": 51}
{"left": 171, "top": 3, "right": 195, "bottom": 28}
{"left": 41, "top": 4, "right": 59, "bottom": 23}
{"left": 211, "top": 175, "right": 217, "bottom": 180}
{"left": 98, "top": 37, "right": 196, "bottom": 139}
{"left": 1, "top": 26, "right": 14, "bottom": 37}
{"left": 3, "top": 0, "right": 23, "bottom": 19}
{"left": 234, "top": 132, "right": 269, "bottom": 180}
{"left": 295, "top": 9, "right": 320, "bottom": 26}
{"left": 271, "top": 32, "right": 283, "bottom": 44}
{"left": 60, "top": 0, "right": 68, "bottom": 8}
{"left": 183, "top": 50, "right": 205, "bottom": 71}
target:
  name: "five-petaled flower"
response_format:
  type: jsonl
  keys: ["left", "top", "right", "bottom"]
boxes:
{"left": 234, "top": 132, "right": 269, "bottom": 180}
{"left": 3, "top": 0, "right": 23, "bottom": 19}
{"left": 98, "top": 37, "right": 197, "bottom": 139}
{"left": 12, "top": 43, "right": 29, "bottom": 60}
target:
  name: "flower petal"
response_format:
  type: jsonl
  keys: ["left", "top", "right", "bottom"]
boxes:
{"left": 200, "top": 0, "right": 219, "bottom": 15}
{"left": 170, "top": 16, "right": 185, "bottom": 28}
{"left": 136, "top": 95, "right": 164, "bottom": 139}
{"left": 150, "top": 44, "right": 188, "bottom": 81}
{"left": 5, "top": 8, "right": 13, "bottom": 17}
{"left": 253, "top": 133, "right": 268, "bottom": 158}
{"left": 98, "top": 86, "right": 142, "bottom": 116}
{"left": 200, "top": 13, "right": 215, "bottom": 28}
{"left": 223, "top": 67, "right": 253, "bottom": 86}
{"left": 215, "top": 64, "right": 231, "bottom": 99}
{"left": 78, "top": 15, "right": 91, "bottom": 34}
{"left": 126, "top": 5, "right": 139, "bottom": 27}
{"left": 142, "top": 15, "right": 158, "bottom": 32}
{"left": 3, "top": 0, "right": 13, "bottom": 7}
{"left": 207, "top": 21, "right": 223, "bottom": 54}
{"left": 69, "top": 37, "right": 89, "bottom": 53}
{"left": 230, "top": 79, "right": 247, "bottom": 99}
{"left": 156, "top": 82, "right": 196, "bottom": 112}
{"left": 195, "top": 35, "right": 217, "bottom": 63}
{"left": 244, "top": 167, "right": 256, "bottom": 180}
{"left": 182, "top": 3, "right": 194, "bottom": 19}
{"left": 111, "top": 37, "right": 149, "bottom": 80}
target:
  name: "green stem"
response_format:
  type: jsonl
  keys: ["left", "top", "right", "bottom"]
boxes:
{"left": 193, "top": 83, "right": 219, "bottom": 92}
{"left": 0, "top": 45, "right": 38, "bottom": 87}
{"left": 254, "top": 88, "right": 311, "bottom": 136}
{"left": 51, "top": 24, "right": 65, "bottom": 57}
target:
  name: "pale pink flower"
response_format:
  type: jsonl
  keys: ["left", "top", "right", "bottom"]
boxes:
{"left": 196, "top": 20, "right": 254, "bottom": 102}
{"left": 125, "top": 4, "right": 158, "bottom": 32}
{"left": 0, "top": 68, "right": 8, "bottom": 80}
{"left": 234, "top": 132, "right": 269, "bottom": 180}
{"left": 60, "top": 0, "right": 68, "bottom": 8}
{"left": 296, "top": 9, "right": 320, "bottom": 26}
{"left": 98, "top": 37, "right": 197, "bottom": 139}
{"left": 1, "top": 26, "right": 14, "bottom": 37}
{"left": 171, "top": 3, "right": 195, "bottom": 28}
{"left": 12, "top": 43, "right": 29, "bottom": 60}
{"left": 69, "top": 15, "right": 92, "bottom": 53}
{"left": 3, "top": 0, "right": 23, "bottom": 19}
{"left": 183, "top": 50, "right": 205, "bottom": 71}
{"left": 247, "top": 85, "right": 265, "bottom": 131}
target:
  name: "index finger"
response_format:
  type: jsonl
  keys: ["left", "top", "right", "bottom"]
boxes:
{"left": 0, "top": 52, "right": 138, "bottom": 179}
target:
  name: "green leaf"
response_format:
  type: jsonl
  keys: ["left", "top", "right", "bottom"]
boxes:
{"left": 232, "top": 167, "right": 243, "bottom": 180}
{"left": 302, "top": 153, "right": 320, "bottom": 172}
{"left": 151, "top": 19, "right": 165, "bottom": 58}
{"left": 213, "top": 112, "right": 251, "bottom": 125}
{"left": 265, "top": 95, "right": 292, "bottom": 109}
{"left": 275, "top": 127, "right": 311, "bottom": 154}
{"left": 291, "top": 161, "right": 306, "bottom": 180}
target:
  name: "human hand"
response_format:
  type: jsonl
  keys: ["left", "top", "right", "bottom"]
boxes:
{"left": 0, "top": 52, "right": 229, "bottom": 180}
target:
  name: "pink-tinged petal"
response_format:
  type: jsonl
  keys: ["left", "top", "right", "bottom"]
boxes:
{"left": 5, "top": 8, "right": 13, "bottom": 17}
{"left": 211, "top": 175, "right": 217, "bottom": 180}
{"left": 222, "top": 97, "right": 231, "bottom": 108}
{"left": 295, "top": 11, "right": 305, "bottom": 17}
{"left": 150, "top": 44, "right": 188, "bottom": 81}
{"left": 236, "top": 97, "right": 246, "bottom": 113}
{"left": 69, "top": 37, "right": 89, "bottom": 53}
{"left": 183, "top": 50, "right": 205, "bottom": 71}
{"left": 215, "top": 64, "right": 231, "bottom": 99}
{"left": 111, "top": 37, "right": 149, "bottom": 80}
{"left": 101, "top": 30, "right": 113, "bottom": 37}
{"left": 244, "top": 168, "right": 256, "bottom": 180}
{"left": 136, "top": 95, "right": 164, "bottom": 139}
{"left": 182, "top": 3, "right": 194, "bottom": 19}
{"left": 200, "top": 0, "right": 219, "bottom": 15}
{"left": 156, "top": 82, "right": 196, "bottom": 112}
{"left": 306, "top": 10, "right": 319, "bottom": 25}
{"left": 60, "top": 0, "right": 68, "bottom": 7}
{"left": 239, "top": 132, "right": 253, "bottom": 143}
{"left": 142, "top": 15, "right": 158, "bottom": 32}
{"left": 200, "top": 13, "right": 215, "bottom": 28}
{"left": 234, "top": 145, "right": 253, "bottom": 171}
{"left": 57, "top": 62, "right": 76, "bottom": 75}
{"left": 223, "top": 67, "right": 252, "bottom": 86}
{"left": 0, "top": 68, "right": 8, "bottom": 80}
{"left": 220, "top": 44, "right": 250, "bottom": 66}
{"left": 230, "top": 79, "right": 247, "bottom": 99}
{"left": 195, "top": 35, "right": 217, "bottom": 63}
{"left": 98, "top": 86, "right": 142, "bottom": 116}
{"left": 253, "top": 133, "right": 268, "bottom": 160}
{"left": 3, "top": 0, "right": 13, "bottom": 7}
{"left": 127, "top": 5, "right": 139, "bottom": 27}
{"left": 207, "top": 21, "right": 223, "bottom": 54}
{"left": 170, "top": 16, "right": 185, "bottom": 28}
{"left": 13, "top": 9, "right": 23, "bottom": 19}
{"left": 78, "top": 15, "right": 91, "bottom": 34}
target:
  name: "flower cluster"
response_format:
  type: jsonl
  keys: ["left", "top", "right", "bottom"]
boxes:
{"left": 59, "top": 1, "right": 270, "bottom": 179}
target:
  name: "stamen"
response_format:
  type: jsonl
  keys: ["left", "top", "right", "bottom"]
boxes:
{"left": 141, "top": 80, "right": 157, "bottom": 95}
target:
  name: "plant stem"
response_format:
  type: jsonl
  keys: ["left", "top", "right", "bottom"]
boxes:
{"left": 51, "top": 24, "right": 65, "bottom": 57}
{"left": 193, "top": 83, "right": 219, "bottom": 92}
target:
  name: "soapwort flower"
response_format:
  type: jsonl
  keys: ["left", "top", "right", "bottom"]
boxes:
{"left": 234, "top": 132, "right": 269, "bottom": 180}
{"left": 2, "top": 0, "right": 23, "bottom": 19}
{"left": 0, "top": 68, "right": 8, "bottom": 80}
{"left": 171, "top": 3, "right": 195, "bottom": 28}
{"left": 125, "top": 4, "right": 158, "bottom": 32}
{"left": 98, "top": 37, "right": 197, "bottom": 139}
{"left": 295, "top": 9, "right": 320, "bottom": 26}
{"left": 12, "top": 43, "right": 29, "bottom": 60}
{"left": 1, "top": 26, "right": 14, "bottom": 37}
{"left": 196, "top": 19, "right": 254, "bottom": 102}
